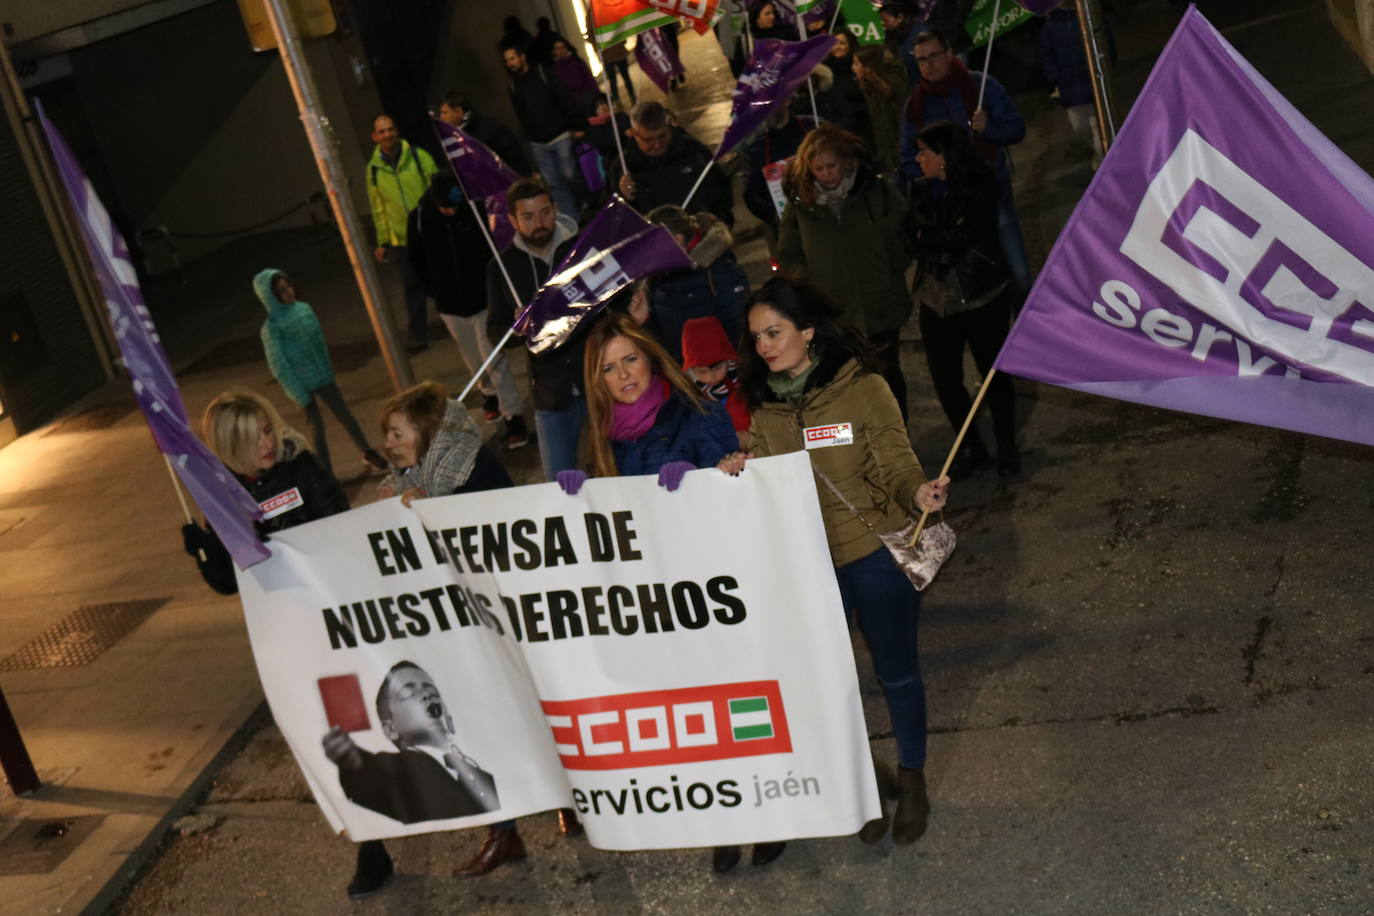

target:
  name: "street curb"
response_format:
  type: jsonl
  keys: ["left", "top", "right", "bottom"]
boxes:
{"left": 80, "top": 696, "right": 271, "bottom": 916}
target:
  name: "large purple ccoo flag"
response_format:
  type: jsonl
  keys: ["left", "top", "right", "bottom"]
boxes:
{"left": 515, "top": 196, "right": 692, "bottom": 354}
{"left": 433, "top": 118, "right": 519, "bottom": 249}
{"left": 634, "top": 27, "right": 685, "bottom": 95}
{"left": 37, "top": 105, "right": 269, "bottom": 567}
{"left": 715, "top": 34, "right": 836, "bottom": 160}
{"left": 994, "top": 9, "right": 1374, "bottom": 447}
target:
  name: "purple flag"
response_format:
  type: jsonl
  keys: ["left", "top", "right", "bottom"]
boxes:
{"left": 994, "top": 9, "right": 1374, "bottom": 447}
{"left": 515, "top": 196, "right": 692, "bottom": 354}
{"left": 37, "top": 105, "right": 269, "bottom": 567}
{"left": 433, "top": 118, "right": 520, "bottom": 249}
{"left": 634, "top": 27, "right": 685, "bottom": 95}
{"left": 716, "top": 35, "right": 837, "bottom": 160}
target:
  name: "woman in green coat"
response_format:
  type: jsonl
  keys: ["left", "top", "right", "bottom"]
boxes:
{"left": 776, "top": 125, "right": 914, "bottom": 420}
{"left": 852, "top": 44, "right": 908, "bottom": 176}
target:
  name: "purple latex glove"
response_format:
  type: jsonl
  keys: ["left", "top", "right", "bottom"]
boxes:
{"left": 556, "top": 469, "right": 588, "bottom": 495}
{"left": 656, "top": 460, "right": 695, "bottom": 492}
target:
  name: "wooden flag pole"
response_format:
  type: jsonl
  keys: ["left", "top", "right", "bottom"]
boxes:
{"left": 909, "top": 367, "right": 1000, "bottom": 545}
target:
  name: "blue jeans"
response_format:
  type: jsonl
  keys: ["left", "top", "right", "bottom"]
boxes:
{"left": 833, "top": 546, "right": 927, "bottom": 769}
{"left": 529, "top": 135, "right": 580, "bottom": 219}
{"left": 534, "top": 393, "right": 587, "bottom": 480}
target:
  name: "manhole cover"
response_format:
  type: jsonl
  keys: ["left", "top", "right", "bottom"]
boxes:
{"left": 0, "top": 599, "right": 170, "bottom": 670}
{"left": 44, "top": 401, "right": 135, "bottom": 436}
{"left": 0, "top": 816, "right": 105, "bottom": 875}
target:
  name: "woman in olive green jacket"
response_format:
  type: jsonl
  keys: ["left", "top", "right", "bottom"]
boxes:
{"left": 720, "top": 278, "right": 950, "bottom": 849}
{"left": 852, "top": 44, "right": 908, "bottom": 176}
{"left": 777, "top": 124, "right": 913, "bottom": 420}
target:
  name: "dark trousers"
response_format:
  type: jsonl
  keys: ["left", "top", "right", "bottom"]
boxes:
{"left": 605, "top": 59, "right": 635, "bottom": 103}
{"left": 303, "top": 382, "right": 372, "bottom": 475}
{"left": 834, "top": 547, "right": 927, "bottom": 769}
{"left": 385, "top": 245, "right": 429, "bottom": 343}
{"left": 917, "top": 295, "right": 1016, "bottom": 453}
{"left": 869, "top": 328, "right": 908, "bottom": 423}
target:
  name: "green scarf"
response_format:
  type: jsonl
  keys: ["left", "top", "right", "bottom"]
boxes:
{"left": 766, "top": 362, "right": 818, "bottom": 407}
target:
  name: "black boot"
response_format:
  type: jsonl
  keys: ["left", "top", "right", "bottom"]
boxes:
{"left": 751, "top": 841, "right": 786, "bottom": 867}
{"left": 347, "top": 840, "right": 394, "bottom": 900}
{"left": 712, "top": 844, "right": 741, "bottom": 873}
{"left": 891, "top": 767, "right": 930, "bottom": 845}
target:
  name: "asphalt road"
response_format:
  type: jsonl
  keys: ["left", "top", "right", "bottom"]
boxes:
{"left": 111, "top": 2, "right": 1374, "bottom": 912}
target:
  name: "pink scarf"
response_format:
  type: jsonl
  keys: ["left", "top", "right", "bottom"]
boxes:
{"left": 608, "top": 376, "right": 669, "bottom": 442}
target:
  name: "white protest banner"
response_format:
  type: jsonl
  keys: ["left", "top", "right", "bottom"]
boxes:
{"left": 237, "top": 452, "right": 879, "bottom": 849}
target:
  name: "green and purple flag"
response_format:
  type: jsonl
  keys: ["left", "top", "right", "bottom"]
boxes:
{"left": 38, "top": 104, "right": 268, "bottom": 568}
{"left": 965, "top": 0, "right": 1035, "bottom": 50}
{"left": 515, "top": 197, "right": 692, "bottom": 354}
{"left": 995, "top": 9, "right": 1374, "bottom": 447}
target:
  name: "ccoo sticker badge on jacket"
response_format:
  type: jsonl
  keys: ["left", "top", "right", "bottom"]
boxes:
{"left": 803, "top": 422, "right": 854, "bottom": 449}
{"left": 259, "top": 487, "right": 304, "bottom": 519}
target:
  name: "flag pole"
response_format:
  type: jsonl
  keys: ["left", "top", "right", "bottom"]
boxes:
{"left": 795, "top": 11, "right": 822, "bottom": 125}
{"left": 909, "top": 367, "right": 999, "bottom": 544}
{"left": 164, "top": 455, "right": 207, "bottom": 561}
{"left": 1074, "top": 0, "right": 1117, "bottom": 154}
{"left": 827, "top": 0, "right": 844, "bottom": 35}
{"left": 432, "top": 122, "right": 532, "bottom": 402}
{"left": 976, "top": 0, "right": 1003, "bottom": 112}
{"left": 681, "top": 159, "right": 715, "bottom": 209}
{"left": 583, "top": 4, "right": 630, "bottom": 180}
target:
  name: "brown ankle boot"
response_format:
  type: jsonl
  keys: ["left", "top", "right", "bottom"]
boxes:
{"left": 454, "top": 827, "right": 526, "bottom": 876}
{"left": 557, "top": 807, "right": 584, "bottom": 838}
{"left": 891, "top": 767, "right": 930, "bottom": 845}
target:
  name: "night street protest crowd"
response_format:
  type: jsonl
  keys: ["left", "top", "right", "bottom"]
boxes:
{"left": 182, "top": 0, "right": 1099, "bottom": 901}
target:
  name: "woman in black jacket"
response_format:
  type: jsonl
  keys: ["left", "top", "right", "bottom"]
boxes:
{"left": 908, "top": 121, "right": 1020, "bottom": 477}
{"left": 185, "top": 390, "right": 396, "bottom": 901}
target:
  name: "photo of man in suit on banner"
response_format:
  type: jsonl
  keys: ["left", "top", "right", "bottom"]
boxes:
{"left": 322, "top": 662, "right": 500, "bottom": 824}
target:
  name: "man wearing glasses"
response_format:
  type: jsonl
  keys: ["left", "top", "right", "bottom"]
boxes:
{"left": 899, "top": 28, "right": 1033, "bottom": 298}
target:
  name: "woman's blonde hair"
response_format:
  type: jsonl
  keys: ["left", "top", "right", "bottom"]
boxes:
{"left": 379, "top": 380, "right": 448, "bottom": 464}
{"left": 202, "top": 389, "right": 295, "bottom": 477}
{"left": 786, "top": 123, "right": 868, "bottom": 206}
{"left": 582, "top": 312, "right": 706, "bottom": 479}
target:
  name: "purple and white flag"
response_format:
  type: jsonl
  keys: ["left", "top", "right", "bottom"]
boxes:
{"left": 995, "top": 9, "right": 1374, "bottom": 447}
{"left": 634, "top": 27, "right": 685, "bottom": 95}
{"left": 433, "top": 118, "right": 520, "bottom": 249}
{"left": 716, "top": 34, "right": 837, "bottom": 160}
{"left": 38, "top": 105, "right": 268, "bottom": 567}
{"left": 515, "top": 196, "right": 692, "bottom": 354}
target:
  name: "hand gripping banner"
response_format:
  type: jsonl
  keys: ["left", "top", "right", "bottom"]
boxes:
{"left": 994, "top": 8, "right": 1374, "bottom": 447}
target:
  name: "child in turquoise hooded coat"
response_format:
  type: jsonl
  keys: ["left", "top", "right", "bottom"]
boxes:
{"left": 255, "top": 268, "right": 385, "bottom": 474}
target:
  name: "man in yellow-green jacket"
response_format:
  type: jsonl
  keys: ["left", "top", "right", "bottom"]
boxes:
{"left": 367, "top": 114, "right": 439, "bottom": 351}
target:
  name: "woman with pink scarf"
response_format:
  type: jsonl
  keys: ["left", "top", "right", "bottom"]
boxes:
{"left": 555, "top": 311, "right": 739, "bottom": 495}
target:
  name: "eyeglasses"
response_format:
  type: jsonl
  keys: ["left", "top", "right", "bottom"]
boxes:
{"left": 914, "top": 50, "right": 949, "bottom": 65}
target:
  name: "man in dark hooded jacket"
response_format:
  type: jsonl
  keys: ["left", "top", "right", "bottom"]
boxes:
{"left": 437, "top": 91, "right": 530, "bottom": 175}
{"left": 609, "top": 101, "right": 734, "bottom": 227}
{"left": 408, "top": 174, "right": 529, "bottom": 449}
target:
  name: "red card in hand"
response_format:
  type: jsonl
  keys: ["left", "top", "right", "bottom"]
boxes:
{"left": 318, "top": 674, "right": 370, "bottom": 732}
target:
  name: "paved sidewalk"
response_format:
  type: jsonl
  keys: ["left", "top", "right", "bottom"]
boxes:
{"left": 2, "top": 2, "right": 1371, "bottom": 913}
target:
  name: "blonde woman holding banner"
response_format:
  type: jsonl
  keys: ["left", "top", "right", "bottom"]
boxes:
{"left": 721, "top": 278, "right": 950, "bottom": 849}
